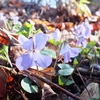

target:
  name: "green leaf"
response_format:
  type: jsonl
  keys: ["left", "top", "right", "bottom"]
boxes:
{"left": 86, "top": 41, "right": 96, "bottom": 48}
{"left": 58, "top": 64, "right": 74, "bottom": 76}
{"left": 0, "top": 45, "right": 12, "bottom": 66}
{"left": 79, "top": 3, "right": 91, "bottom": 16}
{"left": 81, "top": 48, "right": 90, "bottom": 55}
{"left": 90, "top": 98, "right": 100, "bottom": 100}
{"left": 40, "top": 47, "right": 56, "bottom": 58}
{"left": 0, "top": 54, "right": 7, "bottom": 61}
{"left": 33, "top": 29, "right": 41, "bottom": 34}
{"left": 73, "top": 58, "right": 78, "bottom": 66}
{"left": 7, "top": 20, "right": 13, "bottom": 30}
{"left": 13, "top": 22, "right": 22, "bottom": 32}
{"left": 3, "top": 45, "right": 12, "bottom": 66}
{"left": 58, "top": 75, "right": 74, "bottom": 86}
{"left": 25, "top": 22, "right": 32, "bottom": 28}
{"left": 21, "top": 77, "right": 38, "bottom": 93}
{"left": 79, "top": 0, "right": 90, "bottom": 4}
{"left": 18, "top": 22, "right": 33, "bottom": 37}
{"left": 48, "top": 39, "right": 59, "bottom": 46}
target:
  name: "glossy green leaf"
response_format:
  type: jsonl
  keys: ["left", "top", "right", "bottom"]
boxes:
{"left": 58, "top": 75, "right": 74, "bottom": 86}
{"left": 58, "top": 64, "right": 74, "bottom": 76}
{"left": 21, "top": 77, "right": 38, "bottom": 93}
{"left": 40, "top": 47, "right": 56, "bottom": 58}
{"left": 48, "top": 39, "right": 59, "bottom": 46}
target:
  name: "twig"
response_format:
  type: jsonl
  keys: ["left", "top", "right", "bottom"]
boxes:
{"left": 20, "top": 90, "right": 28, "bottom": 100}
{"left": 23, "top": 70, "right": 82, "bottom": 100}
{"left": 77, "top": 69, "right": 91, "bottom": 98}
{"left": 77, "top": 67, "right": 100, "bottom": 77}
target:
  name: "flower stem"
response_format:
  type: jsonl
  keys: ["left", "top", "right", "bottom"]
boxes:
{"left": 53, "top": 31, "right": 64, "bottom": 69}
{"left": 63, "top": 48, "right": 92, "bottom": 86}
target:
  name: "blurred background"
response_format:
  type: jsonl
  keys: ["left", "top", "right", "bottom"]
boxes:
{"left": 0, "top": 0, "right": 99, "bottom": 15}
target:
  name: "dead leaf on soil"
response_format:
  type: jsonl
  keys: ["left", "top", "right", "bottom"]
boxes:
{"left": 80, "top": 82, "right": 99, "bottom": 100}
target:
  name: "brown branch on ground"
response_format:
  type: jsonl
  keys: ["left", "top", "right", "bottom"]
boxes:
{"left": 77, "top": 67, "right": 100, "bottom": 77}
{"left": 22, "top": 70, "right": 82, "bottom": 100}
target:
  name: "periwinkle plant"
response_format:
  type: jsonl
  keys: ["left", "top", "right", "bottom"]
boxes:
{"left": 16, "top": 33, "right": 52, "bottom": 70}
{"left": 15, "top": 19, "right": 92, "bottom": 71}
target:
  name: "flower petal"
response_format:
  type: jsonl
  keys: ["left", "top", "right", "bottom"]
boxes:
{"left": 52, "top": 29, "right": 61, "bottom": 40}
{"left": 83, "top": 26, "right": 91, "bottom": 39}
{"left": 60, "top": 42, "right": 70, "bottom": 55}
{"left": 82, "top": 40, "right": 88, "bottom": 48}
{"left": 16, "top": 53, "right": 33, "bottom": 70}
{"left": 11, "top": 16, "right": 19, "bottom": 24}
{"left": 18, "top": 35, "right": 28, "bottom": 44}
{"left": 76, "top": 24, "right": 83, "bottom": 35}
{"left": 32, "top": 52, "right": 52, "bottom": 69}
{"left": 0, "top": 13, "right": 6, "bottom": 21}
{"left": 64, "top": 52, "right": 70, "bottom": 63}
{"left": 34, "top": 33, "right": 47, "bottom": 50}
{"left": 18, "top": 35, "right": 33, "bottom": 50}
{"left": 76, "top": 23, "right": 85, "bottom": 38}
{"left": 70, "top": 47, "right": 81, "bottom": 57}
{"left": 22, "top": 38, "right": 33, "bottom": 50}
{"left": 77, "top": 37, "right": 87, "bottom": 47}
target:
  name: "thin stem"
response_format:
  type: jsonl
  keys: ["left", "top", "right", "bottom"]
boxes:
{"left": 53, "top": 31, "right": 63, "bottom": 69}
{"left": 35, "top": 61, "right": 40, "bottom": 75}
{"left": 77, "top": 69, "right": 91, "bottom": 98}
{"left": 53, "top": 42, "right": 62, "bottom": 69}
{"left": 90, "top": 48, "right": 97, "bottom": 78}
{"left": 64, "top": 48, "right": 93, "bottom": 86}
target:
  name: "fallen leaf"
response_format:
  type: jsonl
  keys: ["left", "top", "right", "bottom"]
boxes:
{"left": 80, "top": 82, "right": 99, "bottom": 100}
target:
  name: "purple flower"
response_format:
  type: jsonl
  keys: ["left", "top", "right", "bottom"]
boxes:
{"left": 82, "top": 24, "right": 91, "bottom": 39}
{"left": 47, "top": 29, "right": 61, "bottom": 41}
{"left": 16, "top": 33, "right": 52, "bottom": 70}
{"left": 76, "top": 22, "right": 91, "bottom": 39}
{"left": 75, "top": 22, "right": 92, "bottom": 47}
{"left": 60, "top": 42, "right": 81, "bottom": 63}
{"left": 49, "top": 29, "right": 69, "bottom": 40}
{"left": 11, "top": 16, "right": 19, "bottom": 24}
{"left": 76, "top": 37, "right": 88, "bottom": 48}
{"left": 0, "top": 13, "right": 6, "bottom": 21}
{"left": 52, "top": 29, "right": 61, "bottom": 40}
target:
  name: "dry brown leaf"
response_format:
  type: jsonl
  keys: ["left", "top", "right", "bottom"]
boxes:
{"left": 80, "top": 82, "right": 99, "bottom": 100}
